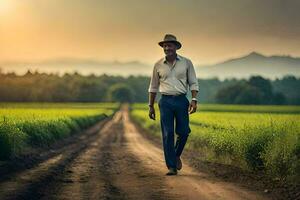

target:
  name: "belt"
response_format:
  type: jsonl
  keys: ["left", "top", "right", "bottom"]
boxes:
{"left": 162, "top": 93, "right": 186, "bottom": 97}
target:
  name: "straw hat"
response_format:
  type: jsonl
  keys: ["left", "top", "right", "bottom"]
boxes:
{"left": 158, "top": 34, "right": 182, "bottom": 49}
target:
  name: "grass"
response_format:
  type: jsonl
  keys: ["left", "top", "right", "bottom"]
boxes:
{"left": 130, "top": 103, "right": 300, "bottom": 181}
{"left": 0, "top": 103, "right": 119, "bottom": 160}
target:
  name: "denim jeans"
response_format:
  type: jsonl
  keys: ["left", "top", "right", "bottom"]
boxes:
{"left": 158, "top": 94, "right": 191, "bottom": 169}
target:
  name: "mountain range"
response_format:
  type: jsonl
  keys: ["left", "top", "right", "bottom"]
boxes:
{"left": 197, "top": 52, "right": 300, "bottom": 79}
{"left": 0, "top": 52, "right": 299, "bottom": 79}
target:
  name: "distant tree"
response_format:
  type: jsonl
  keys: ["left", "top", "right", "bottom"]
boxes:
{"left": 77, "top": 80, "right": 107, "bottom": 102}
{"left": 248, "top": 76, "right": 273, "bottom": 104}
{"left": 24, "top": 70, "right": 34, "bottom": 77}
{"left": 215, "top": 76, "right": 290, "bottom": 105}
{"left": 198, "top": 78, "right": 223, "bottom": 103}
{"left": 215, "top": 83, "right": 245, "bottom": 104}
{"left": 126, "top": 76, "right": 150, "bottom": 102}
{"left": 234, "top": 84, "right": 263, "bottom": 104}
{"left": 271, "top": 92, "right": 286, "bottom": 105}
{"left": 272, "top": 75, "right": 300, "bottom": 105}
{"left": 0, "top": 70, "right": 297, "bottom": 104}
{"left": 107, "top": 83, "right": 135, "bottom": 103}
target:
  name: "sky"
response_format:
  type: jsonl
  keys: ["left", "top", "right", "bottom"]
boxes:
{"left": 1, "top": 0, "right": 300, "bottom": 65}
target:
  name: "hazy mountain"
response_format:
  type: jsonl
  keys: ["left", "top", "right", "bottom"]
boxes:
{"left": 1, "top": 52, "right": 300, "bottom": 79}
{"left": 197, "top": 52, "right": 300, "bottom": 80}
{"left": 0, "top": 58, "right": 152, "bottom": 77}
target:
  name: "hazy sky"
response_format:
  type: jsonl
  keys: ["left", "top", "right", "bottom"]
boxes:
{"left": 1, "top": 0, "right": 300, "bottom": 65}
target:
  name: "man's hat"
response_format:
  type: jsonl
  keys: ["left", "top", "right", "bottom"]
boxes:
{"left": 158, "top": 34, "right": 182, "bottom": 49}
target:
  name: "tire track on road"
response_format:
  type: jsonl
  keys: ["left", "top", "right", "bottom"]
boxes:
{"left": 50, "top": 110, "right": 175, "bottom": 200}
{"left": 0, "top": 118, "right": 110, "bottom": 200}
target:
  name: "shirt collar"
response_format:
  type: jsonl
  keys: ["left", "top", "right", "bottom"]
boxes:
{"left": 163, "top": 54, "right": 181, "bottom": 64}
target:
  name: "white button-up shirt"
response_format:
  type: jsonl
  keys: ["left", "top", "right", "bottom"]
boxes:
{"left": 148, "top": 54, "right": 199, "bottom": 95}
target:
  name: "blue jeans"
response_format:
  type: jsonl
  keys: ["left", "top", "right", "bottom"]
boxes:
{"left": 158, "top": 94, "right": 191, "bottom": 169}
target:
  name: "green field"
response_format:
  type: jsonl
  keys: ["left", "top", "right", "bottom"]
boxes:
{"left": 131, "top": 103, "right": 300, "bottom": 180}
{"left": 0, "top": 103, "right": 119, "bottom": 160}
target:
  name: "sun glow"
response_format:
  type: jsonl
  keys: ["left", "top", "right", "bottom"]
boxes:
{"left": 0, "top": 0, "right": 13, "bottom": 15}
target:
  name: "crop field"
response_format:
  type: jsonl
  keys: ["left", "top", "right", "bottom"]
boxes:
{"left": 0, "top": 103, "right": 118, "bottom": 160}
{"left": 131, "top": 103, "right": 300, "bottom": 180}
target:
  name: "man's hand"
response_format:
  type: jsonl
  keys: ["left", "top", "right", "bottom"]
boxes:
{"left": 149, "top": 106, "right": 156, "bottom": 120}
{"left": 188, "top": 100, "right": 197, "bottom": 114}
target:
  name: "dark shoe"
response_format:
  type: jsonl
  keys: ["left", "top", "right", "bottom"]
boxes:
{"left": 176, "top": 157, "right": 182, "bottom": 170}
{"left": 166, "top": 168, "right": 177, "bottom": 176}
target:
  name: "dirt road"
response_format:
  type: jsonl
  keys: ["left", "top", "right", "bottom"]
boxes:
{"left": 0, "top": 107, "right": 268, "bottom": 200}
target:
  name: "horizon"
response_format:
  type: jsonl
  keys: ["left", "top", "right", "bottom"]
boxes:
{"left": 1, "top": 50, "right": 299, "bottom": 80}
{"left": 0, "top": 65, "right": 297, "bottom": 81}
{"left": 1, "top": 51, "right": 299, "bottom": 67}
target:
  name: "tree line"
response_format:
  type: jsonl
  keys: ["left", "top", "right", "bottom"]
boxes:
{"left": 0, "top": 69, "right": 299, "bottom": 104}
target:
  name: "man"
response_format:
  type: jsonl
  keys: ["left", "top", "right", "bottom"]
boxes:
{"left": 148, "top": 34, "right": 199, "bottom": 176}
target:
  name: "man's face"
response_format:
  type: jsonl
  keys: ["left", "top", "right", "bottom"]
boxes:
{"left": 162, "top": 42, "right": 177, "bottom": 57}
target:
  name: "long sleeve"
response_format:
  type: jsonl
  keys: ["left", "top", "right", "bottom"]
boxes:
{"left": 187, "top": 59, "right": 199, "bottom": 91}
{"left": 148, "top": 64, "right": 160, "bottom": 93}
